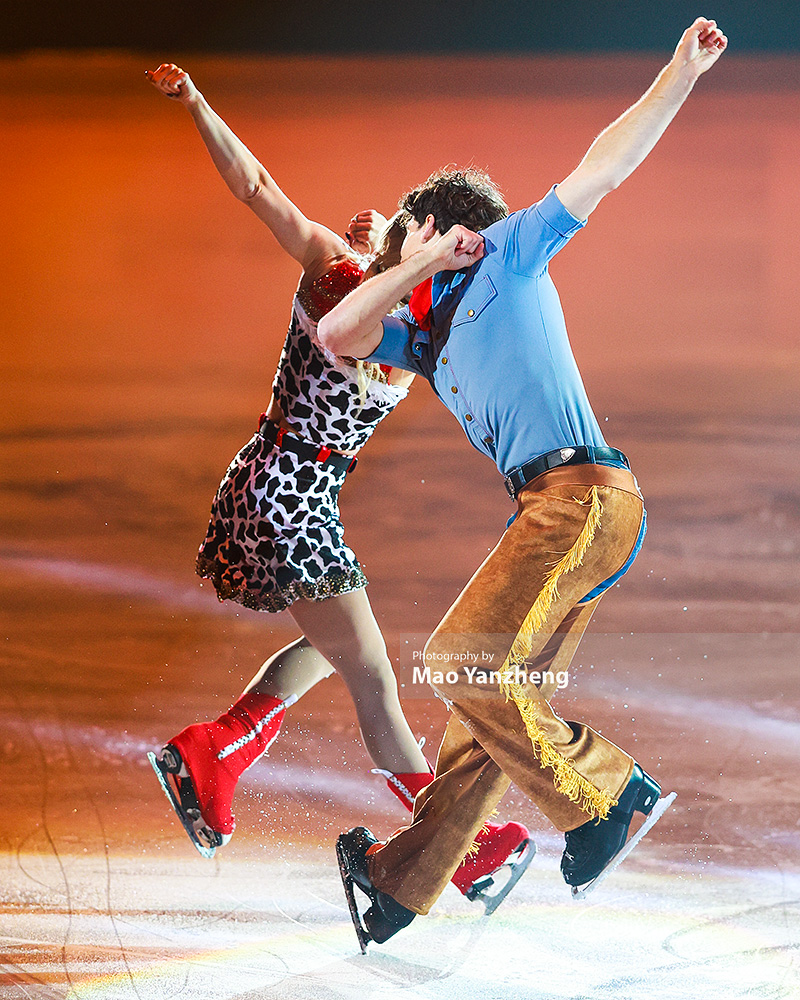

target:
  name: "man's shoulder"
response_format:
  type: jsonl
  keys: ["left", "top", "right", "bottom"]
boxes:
{"left": 481, "top": 187, "right": 583, "bottom": 244}
{"left": 476, "top": 187, "right": 586, "bottom": 279}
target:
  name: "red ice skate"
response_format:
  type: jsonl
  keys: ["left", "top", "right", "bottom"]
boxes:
{"left": 378, "top": 767, "right": 535, "bottom": 914}
{"left": 148, "top": 690, "right": 296, "bottom": 858}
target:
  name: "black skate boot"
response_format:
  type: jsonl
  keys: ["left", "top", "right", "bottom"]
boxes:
{"left": 561, "top": 763, "right": 676, "bottom": 899}
{"left": 336, "top": 827, "right": 415, "bottom": 953}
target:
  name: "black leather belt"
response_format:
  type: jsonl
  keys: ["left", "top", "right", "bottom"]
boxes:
{"left": 504, "top": 445, "right": 629, "bottom": 500}
{"left": 258, "top": 418, "right": 358, "bottom": 475}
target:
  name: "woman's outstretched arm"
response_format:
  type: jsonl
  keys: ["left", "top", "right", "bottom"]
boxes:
{"left": 146, "top": 63, "right": 346, "bottom": 275}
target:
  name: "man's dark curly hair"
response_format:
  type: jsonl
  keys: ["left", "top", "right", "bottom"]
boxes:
{"left": 399, "top": 167, "right": 508, "bottom": 234}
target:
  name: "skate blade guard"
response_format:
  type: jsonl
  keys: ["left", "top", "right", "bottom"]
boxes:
{"left": 571, "top": 791, "right": 677, "bottom": 900}
{"left": 147, "top": 749, "right": 225, "bottom": 860}
{"left": 464, "top": 836, "right": 536, "bottom": 915}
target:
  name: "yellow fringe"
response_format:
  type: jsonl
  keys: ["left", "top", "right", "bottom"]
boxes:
{"left": 505, "top": 681, "right": 616, "bottom": 819}
{"left": 507, "top": 485, "right": 603, "bottom": 664}
{"left": 464, "top": 811, "right": 499, "bottom": 860}
{"left": 498, "top": 485, "right": 616, "bottom": 820}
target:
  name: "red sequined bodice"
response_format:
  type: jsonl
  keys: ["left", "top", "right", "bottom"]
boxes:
{"left": 296, "top": 258, "right": 364, "bottom": 323}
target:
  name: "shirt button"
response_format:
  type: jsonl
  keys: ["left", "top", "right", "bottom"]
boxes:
{"left": 467, "top": 309, "right": 475, "bottom": 317}
{"left": 465, "top": 414, "right": 473, "bottom": 422}
{"left": 451, "top": 386, "right": 458, "bottom": 394}
{"left": 441, "top": 357, "right": 448, "bottom": 364}
{"left": 484, "top": 435, "right": 493, "bottom": 445}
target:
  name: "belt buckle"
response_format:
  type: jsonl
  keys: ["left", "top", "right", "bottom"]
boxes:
{"left": 504, "top": 474, "right": 516, "bottom": 499}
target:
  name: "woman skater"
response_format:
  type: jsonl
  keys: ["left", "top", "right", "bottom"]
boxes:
{"left": 144, "top": 64, "right": 533, "bottom": 910}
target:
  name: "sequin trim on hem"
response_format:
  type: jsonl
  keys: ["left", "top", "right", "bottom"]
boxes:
{"left": 196, "top": 556, "right": 369, "bottom": 614}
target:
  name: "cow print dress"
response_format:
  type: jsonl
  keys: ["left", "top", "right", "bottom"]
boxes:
{"left": 196, "top": 260, "right": 408, "bottom": 613}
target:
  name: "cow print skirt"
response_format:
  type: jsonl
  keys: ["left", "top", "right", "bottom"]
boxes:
{"left": 196, "top": 433, "right": 367, "bottom": 613}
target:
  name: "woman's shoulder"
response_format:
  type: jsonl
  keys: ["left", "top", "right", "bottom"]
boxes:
{"left": 296, "top": 254, "right": 365, "bottom": 324}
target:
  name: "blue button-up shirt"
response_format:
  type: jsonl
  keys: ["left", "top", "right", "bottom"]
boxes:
{"left": 367, "top": 186, "right": 607, "bottom": 477}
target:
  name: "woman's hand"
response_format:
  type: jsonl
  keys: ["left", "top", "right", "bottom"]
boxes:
{"left": 144, "top": 62, "right": 347, "bottom": 273}
{"left": 345, "top": 210, "right": 388, "bottom": 255}
{"left": 145, "top": 63, "right": 200, "bottom": 106}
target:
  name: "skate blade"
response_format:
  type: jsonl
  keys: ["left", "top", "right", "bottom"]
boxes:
{"left": 147, "top": 751, "right": 217, "bottom": 860}
{"left": 571, "top": 791, "right": 677, "bottom": 901}
{"left": 335, "top": 837, "right": 371, "bottom": 954}
{"left": 469, "top": 837, "right": 537, "bottom": 916}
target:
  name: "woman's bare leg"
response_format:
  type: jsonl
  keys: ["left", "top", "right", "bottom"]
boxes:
{"left": 289, "top": 589, "right": 428, "bottom": 773}
{"left": 242, "top": 636, "right": 334, "bottom": 700}
{"left": 152, "top": 640, "right": 333, "bottom": 851}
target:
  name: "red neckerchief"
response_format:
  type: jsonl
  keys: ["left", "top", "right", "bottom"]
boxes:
{"left": 408, "top": 277, "right": 433, "bottom": 331}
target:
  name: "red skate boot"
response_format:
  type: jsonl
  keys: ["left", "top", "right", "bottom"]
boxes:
{"left": 376, "top": 767, "right": 536, "bottom": 914}
{"left": 148, "top": 690, "right": 296, "bottom": 858}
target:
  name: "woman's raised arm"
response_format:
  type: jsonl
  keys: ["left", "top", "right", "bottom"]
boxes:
{"left": 146, "top": 63, "right": 345, "bottom": 274}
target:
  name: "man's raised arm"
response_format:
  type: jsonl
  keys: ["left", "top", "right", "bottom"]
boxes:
{"left": 556, "top": 18, "right": 727, "bottom": 222}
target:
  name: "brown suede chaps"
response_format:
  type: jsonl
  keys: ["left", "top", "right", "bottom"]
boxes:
{"left": 368, "top": 464, "right": 645, "bottom": 914}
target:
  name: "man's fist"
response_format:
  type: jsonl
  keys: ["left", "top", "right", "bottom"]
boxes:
{"left": 427, "top": 225, "right": 485, "bottom": 272}
{"left": 673, "top": 18, "right": 728, "bottom": 79}
{"left": 145, "top": 63, "right": 200, "bottom": 104}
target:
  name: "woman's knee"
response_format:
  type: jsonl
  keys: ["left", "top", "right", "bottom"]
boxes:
{"left": 334, "top": 645, "right": 398, "bottom": 693}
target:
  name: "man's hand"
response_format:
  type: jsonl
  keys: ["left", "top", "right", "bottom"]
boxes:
{"left": 555, "top": 17, "right": 727, "bottom": 221}
{"left": 318, "top": 222, "right": 485, "bottom": 358}
{"left": 672, "top": 18, "right": 728, "bottom": 81}
{"left": 424, "top": 225, "right": 485, "bottom": 272}
{"left": 345, "top": 210, "right": 388, "bottom": 255}
{"left": 145, "top": 63, "right": 200, "bottom": 106}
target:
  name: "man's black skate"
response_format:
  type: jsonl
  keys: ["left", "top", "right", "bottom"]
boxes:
{"left": 336, "top": 827, "right": 415, "bottom": 953}
{"left": 147, "top": 747, "right": 225, "bottom": 859}
{"left": 561, "top": 763, "right": 676, "bottom": 899}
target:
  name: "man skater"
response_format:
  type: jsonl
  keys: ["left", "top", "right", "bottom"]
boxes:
{"left": 318, "top": 18, "right": 727, "bottom": 949}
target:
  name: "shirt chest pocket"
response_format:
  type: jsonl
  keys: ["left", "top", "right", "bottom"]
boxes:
{"left": 450, "top": 275, "right": 497, "bottom": 328}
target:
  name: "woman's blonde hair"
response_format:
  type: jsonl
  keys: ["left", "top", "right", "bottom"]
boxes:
{"left": 351, "top": 214, "right": 407, "bottom": 402}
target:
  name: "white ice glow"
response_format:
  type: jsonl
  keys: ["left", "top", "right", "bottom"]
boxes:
{"left": 4, "top": 855, "right": 799, "bottom": 1000}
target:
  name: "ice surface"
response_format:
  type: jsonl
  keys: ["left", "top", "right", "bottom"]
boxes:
{"left": 3, "top": 851, "right": 799, "bottom": 999}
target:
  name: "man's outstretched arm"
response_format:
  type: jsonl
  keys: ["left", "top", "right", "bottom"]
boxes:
{"left": 318, "top": 226, "right": 485, "bottom": 359}
{"left": 556, "top": 17, "right": 727, "bottom": 222}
